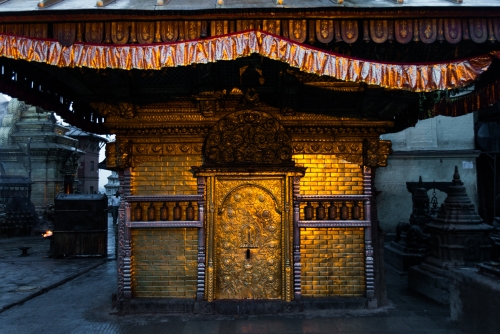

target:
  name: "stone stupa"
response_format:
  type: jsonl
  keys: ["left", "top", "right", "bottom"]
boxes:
{"left": 409, "top": 166, "right": 492, "bottom": 304}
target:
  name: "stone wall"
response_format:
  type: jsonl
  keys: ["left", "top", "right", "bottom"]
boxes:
{"left": 131, "top": 228, "right": 198, "bottom": 298}
{"left": 450, "top": 268, "right": 500, "bottom": 334}
{"left": 377, "top": 114, "right": 478, "bottom": 232}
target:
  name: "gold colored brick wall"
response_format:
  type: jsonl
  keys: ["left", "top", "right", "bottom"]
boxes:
{"left": 293, "top": 154, "right": 363, "bottom": 195}
{"left": 131, "top": 228, "right": 198, "bottom": 298}
{"left": 301, "top": 227, "right": 365, "bottom": 297}
{"left": 131, "top": 155, "right": 202, "bottom": 195}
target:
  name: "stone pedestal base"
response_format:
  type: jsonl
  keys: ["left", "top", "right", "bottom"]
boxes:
{"left": 450, "top": 267, "right": 500, "bottom": 334}
{"left": 384, "top": 242, "right": 426, "bottom": 273}
{"left": 408, "top": 265, "right": 450, "bottom": 304}
{"left": 117, "top": 297, "right": 368, "bottom": 315}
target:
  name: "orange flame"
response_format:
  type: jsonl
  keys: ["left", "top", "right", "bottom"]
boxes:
{"left": 42, "top": 230, "right": 53, "bottom": 238}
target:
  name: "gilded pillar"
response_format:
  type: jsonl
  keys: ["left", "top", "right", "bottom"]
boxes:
{"left": 206, "top": 176, "right": 215, "bottom": 302}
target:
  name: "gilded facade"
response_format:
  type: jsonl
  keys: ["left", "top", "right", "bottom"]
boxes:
{"left": 1, "top": 0, "right": 500, "bottom": 314}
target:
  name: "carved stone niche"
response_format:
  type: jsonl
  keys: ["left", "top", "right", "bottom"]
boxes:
{"left": 204, "top": 110, "right": 293, "bottom": 166}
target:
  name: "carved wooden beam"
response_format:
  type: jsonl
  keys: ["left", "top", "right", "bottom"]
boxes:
{"left": 37, "top": 0, "right": 64, "bottom": 8}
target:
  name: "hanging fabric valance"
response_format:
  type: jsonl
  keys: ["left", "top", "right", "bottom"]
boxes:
{"left": 0, "top": 30, "right": 497, "bottom": 93}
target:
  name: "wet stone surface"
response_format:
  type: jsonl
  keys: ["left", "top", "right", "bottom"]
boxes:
{"left": 0, "top": 216, "right": 466, "bottom": 333}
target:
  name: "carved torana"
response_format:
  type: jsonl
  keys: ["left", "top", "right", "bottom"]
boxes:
{"left": 204, "top": 110, "right": 293, "bottom": 166}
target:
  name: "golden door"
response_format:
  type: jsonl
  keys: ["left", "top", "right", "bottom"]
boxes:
{"left": 215, "top": 183, "right": 282, "bottom": 299}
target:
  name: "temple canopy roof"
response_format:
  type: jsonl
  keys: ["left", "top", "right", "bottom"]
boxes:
{"left": 0, "top": 0, "right": 499, "bottom": 13}
{"left": 0, "top": 0, "right": 499, "bottom": 134}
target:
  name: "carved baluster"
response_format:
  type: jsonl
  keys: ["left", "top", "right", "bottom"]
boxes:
{"left": 340, "top": 201, "right": 349, "bottom": 220}
{"left": 133, "top": 202, "right": 142, "bottom": 221}
{"left": 316, "top": 201, "right": 326, "bottom": 220}
{"left": 328, "top": 201, "right": 337, "bottom": 220}
{"left": 173, "top": 202, "right": 182, "bottom": 220}
{"left": 147, "top": 202, "right": 155, "bottom": 221}
{"left": 352, "top": 201, "right": 361, "bottom": 220}
{"left": 304, "top": 201, "right": 313, "bottom": 220}
{"left": 186, "top": 202, "right": 195, "bottom": 221}
{"left": 160, "top": 202, "right": 169, "bottom": 221}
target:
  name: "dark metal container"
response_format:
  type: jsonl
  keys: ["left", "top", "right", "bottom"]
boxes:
{"left": 53, "top": 193, "right": 108, "bottom": 257}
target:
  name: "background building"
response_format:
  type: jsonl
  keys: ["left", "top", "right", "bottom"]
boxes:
{"left": 66, "top": 126, "right": 107, "bottom": 194}
{"left": 0, "top": 97, "right": 82, "bottom": 210}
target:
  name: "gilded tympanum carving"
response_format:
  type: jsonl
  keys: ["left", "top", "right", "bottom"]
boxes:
{"left": 215, "top": 185, "right": 282, "bottom": 299}
{"left": 204, "top": 110, "right": 292, "bottom": 165}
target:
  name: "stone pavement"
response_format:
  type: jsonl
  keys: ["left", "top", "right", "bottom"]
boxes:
{"left": 0, "top": 216, "right": 115, "bottom": 313}
{"left": 0, "top": 217, "right": 467, "bottom": 333}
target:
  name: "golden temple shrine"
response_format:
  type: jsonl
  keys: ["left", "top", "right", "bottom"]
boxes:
{"left": 1, "top": 0, "right": 500, "bottom": 313}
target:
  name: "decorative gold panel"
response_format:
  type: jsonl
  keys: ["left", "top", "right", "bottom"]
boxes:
{"left": 215, "top": 184, "right": 282, "bottom": 299}
{"left": 369, "top": 20, "right": 388, "bottom": 44}
{"left": 204, "top": 176, "right": 292, "bottom": 301}
{"left": 288, "top": 20, "right": 307, "bottom": 43}
{"left": 111, "top": 22, "right": 130, "bottom": 44}
{"left": 160, "top": 21, "right": 178, "bottom": 42}
{"left": 316, "top": 20, "right": 334, "bottom": 44}
{"left": 204, "top": 110, "right": 292, "bottom": 166}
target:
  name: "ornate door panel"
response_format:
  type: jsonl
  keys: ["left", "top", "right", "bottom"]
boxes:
{"left": 215, "top": 179, "right": 283, "bottom": 300}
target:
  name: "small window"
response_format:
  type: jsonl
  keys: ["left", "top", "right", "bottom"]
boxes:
{"left": 90, "top": 186, "right": 94, "bottom": 194}
{"left": 90, "top": 161, "right": 95, "bottom": 171}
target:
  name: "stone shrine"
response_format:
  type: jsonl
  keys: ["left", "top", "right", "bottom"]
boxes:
{"left": 409, "top": 167, "right": 493, "bottom": 304}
